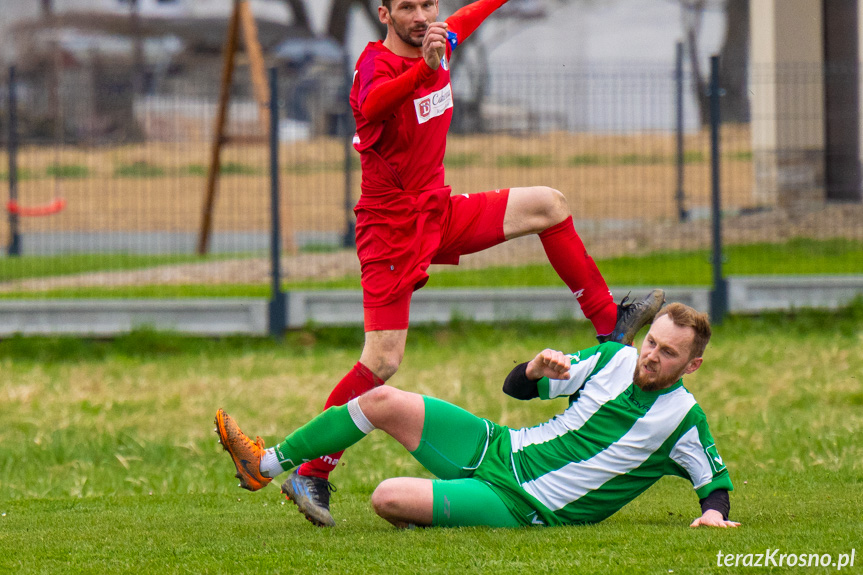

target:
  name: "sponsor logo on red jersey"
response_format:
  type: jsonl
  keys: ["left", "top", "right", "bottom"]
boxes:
{"left": 413, "top": 83, "right": 453, "bottom": 125}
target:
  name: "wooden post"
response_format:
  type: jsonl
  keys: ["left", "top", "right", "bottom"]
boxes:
{"left": 197, "top": 0, "right": 272, "bottom": 255}
{"left": 238, "top": 0, "right": 270, "bottom": 135}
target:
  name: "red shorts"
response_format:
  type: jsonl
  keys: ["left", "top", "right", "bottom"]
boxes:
{"left": 356, "top": 188, "right": 509, "bottom": 331}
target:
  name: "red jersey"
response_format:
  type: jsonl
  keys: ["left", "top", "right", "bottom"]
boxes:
{"left": 350, "top": 0, "right": 508, "bottom": 196}
{"left": 351, "top": 41, "right": 453, "bottom": 194}
{"left": 350, "top": 0, "right": 510, "bottom": 315}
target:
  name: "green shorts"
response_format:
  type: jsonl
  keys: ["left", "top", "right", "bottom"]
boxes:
{"left": 410, "top": 396, "right": 521, "bottom": 528}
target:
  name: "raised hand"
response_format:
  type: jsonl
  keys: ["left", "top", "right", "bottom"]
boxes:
{"left": 525, "top": 349, "right": 571, "bottom": 381}
{"left": 423, "top": 21, "right": 449, "bottom": 69}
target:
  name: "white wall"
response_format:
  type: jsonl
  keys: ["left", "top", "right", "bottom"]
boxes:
{"left": 342, "top": 0, "right": 725, "bottom": 131}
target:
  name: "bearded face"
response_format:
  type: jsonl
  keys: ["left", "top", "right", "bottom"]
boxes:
{"left": 392, "top": 15, "right": 428, "bottom": 48}
{"left": 632, "top": 315, "right": 702, "bottom": 392}
{"left": 383, "top": 0, "right": 438, "bottom": 49}
{"left": 633, "top": 355, "right": 689, "bottom": 392}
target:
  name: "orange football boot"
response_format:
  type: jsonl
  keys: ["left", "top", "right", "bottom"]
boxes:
{"left": 214, "top": 408, "right": 272, "bottom": 491}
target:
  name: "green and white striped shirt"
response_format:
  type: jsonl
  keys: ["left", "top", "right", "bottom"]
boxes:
{"left": 498, "top": 342, "right": 732, "bottom": 526}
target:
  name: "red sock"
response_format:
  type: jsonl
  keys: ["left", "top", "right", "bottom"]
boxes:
{"left": 539, "top": 216, "right": 617, "bottom": 335}
{"left": 297, "top": 362, "right": 384, "bottom": 479}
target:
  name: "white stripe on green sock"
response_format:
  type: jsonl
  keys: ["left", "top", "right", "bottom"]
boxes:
{"left": 347, "top": 398, "right": 376, "bottom": 433}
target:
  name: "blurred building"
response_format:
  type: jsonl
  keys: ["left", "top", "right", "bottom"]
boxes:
{"left": 0, "top": 0, "right": 350, "bottom": 143}
{"left": 750, "top": 0, "right": 863, "bottom": 206}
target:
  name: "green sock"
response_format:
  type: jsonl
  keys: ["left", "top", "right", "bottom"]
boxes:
{"left": 273, "top": 404, "right": 367, "bottom": 472}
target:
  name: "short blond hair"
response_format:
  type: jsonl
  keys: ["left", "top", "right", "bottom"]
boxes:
{"left": 654, "top": 302, "right": 712, "bottom": 359}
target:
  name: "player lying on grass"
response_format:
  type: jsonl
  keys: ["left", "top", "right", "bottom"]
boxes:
{"left": 215, "top": 303, "right": 739, "bottom": 528}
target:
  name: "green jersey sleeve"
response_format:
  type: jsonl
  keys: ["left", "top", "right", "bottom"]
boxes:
{"left": 669, "top": 405, "right": 734, "bottom": 498}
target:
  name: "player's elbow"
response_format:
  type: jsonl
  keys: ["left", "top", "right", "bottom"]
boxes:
{"left": 360, "top": 101, "right": 389, "bottom": 124}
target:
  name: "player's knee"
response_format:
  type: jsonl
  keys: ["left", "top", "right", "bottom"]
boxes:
{"left": 376, "top": 352, "right": 402, "bottom": 380}
{"left": 359, "top": 385, "right": 411, "bottom": 426}
{"left": 371, "top": 479, "right": 403, "bottom": 519}
{"left": 362, "top": 384, "right": 401, "bottom": 409}
{"left": 362, "top": 350, "right": 403, "bottom": 381}
{"left": 541, "top": 187, "right": 570, "bottom": 224}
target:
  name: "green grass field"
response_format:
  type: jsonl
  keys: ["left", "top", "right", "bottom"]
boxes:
{"left": 1, "top": 305, "right": 861, "bottom": 574}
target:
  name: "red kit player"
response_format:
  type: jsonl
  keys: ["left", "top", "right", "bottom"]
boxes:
{"left": 217, "top": 0, "right": 665, "bottom": 526}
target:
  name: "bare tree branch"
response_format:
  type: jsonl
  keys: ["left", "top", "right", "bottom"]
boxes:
{"left": 680, "top": 0, "right": 710, "bottom": 125}
{"left": 328, "top": 0, "right": 384, "bottom": 44}
{"left": 285, "top": 0, "right": 313, "bottom": 33}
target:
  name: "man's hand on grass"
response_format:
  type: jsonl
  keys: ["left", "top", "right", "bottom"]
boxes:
{"left": 690, "top": 509, "right": 741, "bottom": 528}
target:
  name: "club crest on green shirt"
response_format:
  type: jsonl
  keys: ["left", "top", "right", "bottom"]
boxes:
{"left": 705, "top": 444, "right": 726, "bottom": 473}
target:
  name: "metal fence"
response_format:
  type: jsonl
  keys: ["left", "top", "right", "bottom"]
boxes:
{"left": 1, "top": 58, "right": 861, "bottom": 308}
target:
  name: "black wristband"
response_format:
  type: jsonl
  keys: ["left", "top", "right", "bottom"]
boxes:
{"left": 699, "top": 488, "right": 730, "bottom": 520}
{"left": 502, "top": 362, "right": 539, "bottom": 400}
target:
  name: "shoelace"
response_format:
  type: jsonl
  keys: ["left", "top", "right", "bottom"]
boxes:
{"left": 618, "top": 291, "right": 633, "bottom": 310}
{"left": 307, "top": 477, "right": 337, "bottom": 498}
{"left": 319, "top": 480, "right": 337, "bottom": 495}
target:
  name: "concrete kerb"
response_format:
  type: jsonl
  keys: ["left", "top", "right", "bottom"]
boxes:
{"left": 0, "top": 299, "right": 268, "bottom": 336}
{"left": 0, "top": 276, "right": 859, "bottom": 336}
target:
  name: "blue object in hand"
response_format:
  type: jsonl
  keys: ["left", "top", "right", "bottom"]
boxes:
{"left": 446, "top": 31, "right": 459, "bottom": 50}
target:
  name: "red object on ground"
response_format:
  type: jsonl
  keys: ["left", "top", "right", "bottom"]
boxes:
{"left": 6, "top": 198, "right": 66, "bottom": 216}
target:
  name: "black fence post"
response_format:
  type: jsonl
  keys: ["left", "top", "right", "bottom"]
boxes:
{"left": 342, "top": 48, "right": 356, "bottom": 248}
{"left": 823, "top": 0, "right": 862, "bottom": 202}
{"left": 268, "top": 67, "right": 287, "bottom": 339}
{"left": 709, "top": 55, "right": 727, "bottom": 324}
{"left": 7, "top": 65, "right": 21, "bottom": 257}
{"left": 675, "top": 41, "right": 688, "bottom": 223}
